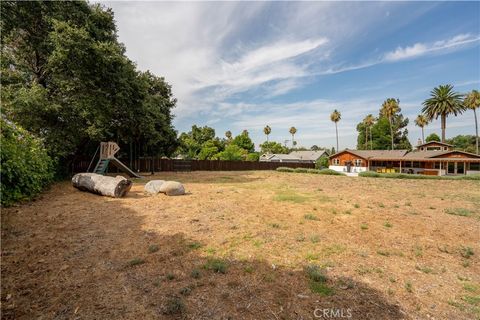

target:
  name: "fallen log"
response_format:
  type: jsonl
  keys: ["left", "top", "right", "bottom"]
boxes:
{"left": 72, "top": 173, "right": 132, "bottom": 198}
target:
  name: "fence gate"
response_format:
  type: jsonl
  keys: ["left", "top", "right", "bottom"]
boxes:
{"left": 173, "top": 160, "right": 192, "bottom": 172}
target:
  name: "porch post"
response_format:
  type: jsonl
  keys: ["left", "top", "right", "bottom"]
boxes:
{"left": 439, "top": 161, "right": 442, "bottom": 176}
{"left": 399, "top": 160, "right": 402, "bottom": 173}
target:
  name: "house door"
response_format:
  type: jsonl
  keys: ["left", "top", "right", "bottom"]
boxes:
{"left": 345, "top": 161, "right": 352, "bottom": 173}
{"left": 447, "top": 162, "right": 455, "bottom": 174}
{"left": 457, "top": 162, "right": 465, "bottom": 174}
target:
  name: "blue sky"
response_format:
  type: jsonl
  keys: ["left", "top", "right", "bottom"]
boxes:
{"left": 101, "top": 1, "right": 480, "bottom": 150}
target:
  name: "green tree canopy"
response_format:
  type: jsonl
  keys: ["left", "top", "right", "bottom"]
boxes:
{"left": 177, "top": 125, "right": 224, "bottom": 159}
{"left": 259, "top": 141, "right": 288, "bottom": 154}
{"left": 231, "top": 131, "right": 255, "bottom": 153}
{"left": 426, "top": 133, "right": 441, "bottom": 142}
{"left": 356, "top": 107, "right": 411, "bottom": 150}
{"left": 214, "top": 144, "right": 246, "bottom": 161}
{"left": 1, "top": 1, "right": 178, "bottom": 173}
{"left": 446, "top": 135, "right": 477, "bottom": 153}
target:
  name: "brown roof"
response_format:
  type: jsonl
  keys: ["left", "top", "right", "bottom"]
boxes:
{"left": 402, "top": 150, "right": 447, "bottom": 159}
{"left": 330, "top": 149, "right": 480, "bottom": 161}
{"left": 330, "top": 149, "right": 409, "bottom": 160}
{"left": 416, "top": 141, "right": 453, "bottom": 148}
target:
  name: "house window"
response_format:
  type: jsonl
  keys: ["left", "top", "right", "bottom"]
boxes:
{"left": 444, "top": 147, "right": 448, "bottom": 150}
{"left": 332, "top": 158, "right": 340, "bottom": 165}
{"left": 354, "top": 159, "right": 362, "bottom": 167}
{"left": 470, "top": 162, "right": 480, "bottom": 171}
{"left": 412, "top": 161, "right": 420, "bottom": 168}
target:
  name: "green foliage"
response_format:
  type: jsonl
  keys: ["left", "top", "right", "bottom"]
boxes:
{"left": 203, "top": 258, "right": 228, "bottom": 274}
{"left": 305, "top": 264, "right": 327, "bottom": 282}
{"left": 214, "top": 144, "right": 246, "bottom": 161}
{"left": 317, "top": 169, "right": 345, "bottom": 175}
{"left": 276, "top": 167, "right": 345, "bottom": 176}
{"left": 356, "top": 107, "right": 411, "bottom": 150}
{"left": 1, "top": 119, "right": 55, "bottom": 206}
{"left": 177, "top": 125, "right": 222, "bottom": 159}
{"left": 259, "top": 141, "right": 288, "bottom": 154}
{"left": 426, "top": 133, "right": 441, "bottom": 142}
{"left": 198, "top": 140, "right": 220, "bottom": 160}
{"left": 231, "top": 131, "right": 255, "bottom": 153}
{"left": 245, "top": 152, "right": 260, "bottom": 162}
{"left": 1, "top": 1, "right": 178, "bottom": 174}
{"left": 315, "top": 156, "right": 329, "bottom": 169}
{"left": 446, "top": 135, "right": 477, "bottom": 154}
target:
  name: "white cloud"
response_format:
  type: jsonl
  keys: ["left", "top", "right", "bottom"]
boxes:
{"left": 384, "top": 33, "right": 479, "bottom": 61}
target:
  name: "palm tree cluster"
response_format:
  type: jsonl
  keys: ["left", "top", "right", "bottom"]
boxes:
{"left": 362, "top": 114, "right": 376, "bottom": 149}
{"left": 421, "top": 85, "right": 479, "bottom": 154}
{"left": 259, "top": 84, "right": 479, "bottom": 156}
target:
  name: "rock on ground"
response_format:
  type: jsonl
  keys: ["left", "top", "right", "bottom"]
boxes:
{"left": 72, "top": 173, "right": 132, "bottom": 198}
{"left": 158, "top": 181, "right": 185, "bottom": 196}
{"left": 144, "top": 180, "right": 165, "bottom": 194}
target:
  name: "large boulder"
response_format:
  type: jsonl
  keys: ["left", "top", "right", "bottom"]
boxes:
{"left": 158, "top": 181, "right": 185, "bottom": 196}
{"left": 144, "top": 180, "right": 165, "bottom": 194}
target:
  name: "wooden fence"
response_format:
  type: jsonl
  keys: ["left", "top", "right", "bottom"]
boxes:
{"left": 72, "top": 157, "right": 315, "bottom": 173}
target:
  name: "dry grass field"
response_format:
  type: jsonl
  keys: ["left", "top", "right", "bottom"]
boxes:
{"left": 2, "top": 171, "right": 479, "bottom": 319}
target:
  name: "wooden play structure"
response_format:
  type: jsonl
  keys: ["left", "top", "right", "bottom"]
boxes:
{"left": 90, "top": 142, "right": 141, "bottom": 178}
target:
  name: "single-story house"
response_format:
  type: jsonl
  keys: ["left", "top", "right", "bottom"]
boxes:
{"left": 328, "top": 141, "right": 480, "bottom": 176}
{"left": 260, "top": 150, "right": 329, "bottom": 163}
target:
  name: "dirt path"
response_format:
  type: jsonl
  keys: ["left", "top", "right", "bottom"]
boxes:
{"left": 2, "top": 171, "right": 479, "bottom": 319}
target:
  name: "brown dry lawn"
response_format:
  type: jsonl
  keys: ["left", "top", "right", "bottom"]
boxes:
{"left": 2, "top": 171, "right": 479, "bottom": 319}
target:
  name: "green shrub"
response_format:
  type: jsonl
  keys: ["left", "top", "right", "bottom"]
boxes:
{"left": 1, "top": 118, "right": 54, "bottom": 206}
{"left": 276, "top": 167, "right": 345, "bottom": 176}
{"left": 317, "top": 169, "right": 345, "bottom": 176}
{"left": 315, "top": 156, "right": 329, "bottom": 169}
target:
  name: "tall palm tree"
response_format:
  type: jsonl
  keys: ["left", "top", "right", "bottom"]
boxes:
{"left": 289, "top": 127, "right": 297, "bottom": 147}
{"left": 422, "top": 84, "right": 465, "bottom": 142}
{"left": 330, "top": 110, "right": 341, "bottom": 151}
{"left": 464, "top": 89, "right": 480, "bottom": 154}
{"left": 225, "top": 130, "right": 232, "bottom": 141}
{"left": 381, "top": 98, "right": 400, "bottom": 150}
{"left": 364, "top": 114, "right": 375, "bottom": 150}
{"left": 263, "top": 125, "right": 271, "bottom": 143}
{"left": 414, "top": 114, "right": 428, "bottom": 144}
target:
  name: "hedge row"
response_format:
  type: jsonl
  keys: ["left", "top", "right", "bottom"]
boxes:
{"left": 276, "top": 167, "right": 346, "bottom": 176}
{"left": 1, "top": 118, "right": 55, "bottom": 206}
{"left": 358, "top": 171, "right": 480, "bottom": 180}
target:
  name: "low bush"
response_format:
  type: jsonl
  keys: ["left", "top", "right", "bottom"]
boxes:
{"left": 276, "top": 167, "right": 345, "bottom": 176}
{"left": 317, "top": 168, "right": 345, "bottom": 176}
{"left": 1, "top": 118, "right": 55, "bottom": 206}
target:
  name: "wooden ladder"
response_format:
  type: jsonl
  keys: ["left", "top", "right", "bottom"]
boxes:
{"left": 94, "top": 159, "right": 110, "bottom": 174}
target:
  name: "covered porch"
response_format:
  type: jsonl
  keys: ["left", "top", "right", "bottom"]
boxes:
{"left": 368, "top": 159, "right": 480, "bottom": 176}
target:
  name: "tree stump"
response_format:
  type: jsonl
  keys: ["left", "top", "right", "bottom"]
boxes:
{"left": 72, "top": 173, "right": 132, "bottom": 198}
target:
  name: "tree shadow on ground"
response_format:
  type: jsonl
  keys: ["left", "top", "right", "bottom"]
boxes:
{"left": 1, "top": 183, "right": 407, "bottom": 320}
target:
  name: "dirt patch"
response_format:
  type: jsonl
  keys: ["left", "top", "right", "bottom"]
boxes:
{"left": 2, "top": 171, "right": 479, "bottom": 319}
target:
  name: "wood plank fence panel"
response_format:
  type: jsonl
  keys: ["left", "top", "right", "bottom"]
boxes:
{"left": 72, "top": 158, "right": 315, "bottom": 173}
